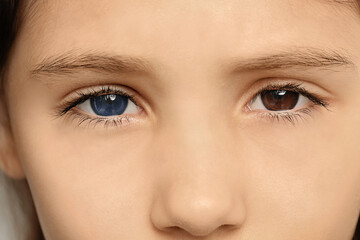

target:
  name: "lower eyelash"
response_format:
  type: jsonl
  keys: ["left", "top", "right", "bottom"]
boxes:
{"left": 63, "top": 110, "right": 133, "bottom": 128}
{"left": 256, "top": 106, "right": 315, "bottom": 125}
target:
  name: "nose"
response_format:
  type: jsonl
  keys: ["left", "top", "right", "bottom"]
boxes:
{"left": 151, "top": 185, "right": 245, "bottom": 237}
{"left": 150, "top": 125, "right": 246, "bottom": 237}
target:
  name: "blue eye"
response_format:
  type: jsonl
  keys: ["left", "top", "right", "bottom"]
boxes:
{"left": 78, "top": 94, "right": 139, "bottom": 117}
{"left": 90, "top": 94, "right": 128, "bottom": 116}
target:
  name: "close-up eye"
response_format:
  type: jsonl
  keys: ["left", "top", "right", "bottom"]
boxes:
{"left": 247, "top": 83, "right": 329, "bottom": 112}
{"left": 245, "top": 82, "right": 330, "bottom": 124}
{"left": 55, "top": 86, "right": 144, "bottom": 128}
{"left": 77, "top": 94, "right": 138, "bottom": 117}
{"left": 249, "top": 89, "right": 309, "bottom": 111}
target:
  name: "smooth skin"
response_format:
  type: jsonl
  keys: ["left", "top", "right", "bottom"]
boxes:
{"left": 1, "top": 0, "right": 360, "bottom": 239}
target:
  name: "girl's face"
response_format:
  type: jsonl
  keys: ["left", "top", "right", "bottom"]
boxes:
{"left": 2, "top": 0, "right": 360, "bottom": 239}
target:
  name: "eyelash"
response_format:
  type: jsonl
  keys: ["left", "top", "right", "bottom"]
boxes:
{"left": 246, "top": 83, "right": 330, "bottom": 125}
{"left": 55, "top": 83, "right": 330, "bottom": 128}
{"left": 54, "top": 86, "right": 143, "bottom": 128}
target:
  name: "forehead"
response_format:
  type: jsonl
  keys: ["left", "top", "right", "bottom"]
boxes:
{"left": 22, "top": 0, "right": 359, "bottom": 32}
{"left": 21, "top": 0, "right": 359, "bottom": 39}
{"left": 24, "top": 0, "right": 359, "bottom": 19}
{"left": 16, "top": 0, "right": 360, "bottom": 71}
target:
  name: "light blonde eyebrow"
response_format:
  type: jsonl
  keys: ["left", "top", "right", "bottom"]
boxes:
{"left": 226, "top": 47, "right": 355, "bottom": 73}
{"left": 326, "top": 0, "right": 359, "bottom": 7}
{"left": 317, "top": 0, "right": 360, "bottom": 12}
{"left": 30, "top": 51, "right": 154, "bottom": 77}
{"left": 30, "top": 47, "right": 355, "bottom": 81}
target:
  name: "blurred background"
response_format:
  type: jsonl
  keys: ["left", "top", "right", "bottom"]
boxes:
{"left": 0, "top": 171, "right": 37, "bottom": 240}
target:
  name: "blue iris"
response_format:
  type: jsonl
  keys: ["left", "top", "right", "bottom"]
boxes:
{"left": 90, "top": 94, "right": 129, "bottom": 116}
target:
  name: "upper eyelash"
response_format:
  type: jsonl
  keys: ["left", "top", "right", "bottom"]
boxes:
{"left": 249, "top": 82, "right": 329, "bottom": 109}
{"left": 256, "top": 107, "right": 315, "bottom": 125}
{"left": 55, "top": 85, "right": 140, "bottom": 118}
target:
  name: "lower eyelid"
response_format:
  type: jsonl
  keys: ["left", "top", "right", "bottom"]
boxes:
{"left": 254, "top": 107, "right": 315, "bottom": 125}
{"left": 63, "top": 108, "right": 142, "bottom": 128}
{"left": 242, "top": 94, "right": 325, "bottom": 125}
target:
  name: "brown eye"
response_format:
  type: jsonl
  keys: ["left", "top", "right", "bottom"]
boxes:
{"left": 260, "top": 90, "right": 299, "bottom": 111}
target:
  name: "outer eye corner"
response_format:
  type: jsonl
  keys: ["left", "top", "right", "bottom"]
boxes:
{"left": 243, "top": 99, "right": 255, "bottom": 113}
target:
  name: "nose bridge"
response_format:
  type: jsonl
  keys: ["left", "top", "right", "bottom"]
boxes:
{"left": 161, "top": 98, "right": 231, "bottom": 177}
{"left": 163, "top": 82, "right": 228, "bottom": 153}
{"left": 150, "top": 105, "right": 246, "bottom": 237}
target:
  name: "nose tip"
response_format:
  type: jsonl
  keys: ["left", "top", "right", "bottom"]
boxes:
{"left": 151, "top": 191, "right": 245, "bottom": 237}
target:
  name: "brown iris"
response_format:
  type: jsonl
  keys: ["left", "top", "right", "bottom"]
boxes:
{"left": 260, "top": 90, "right": 299, "bottom": 111}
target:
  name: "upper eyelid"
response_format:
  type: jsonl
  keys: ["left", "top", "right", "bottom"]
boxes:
{"left": 251, "top": 83, "right": 303, "bottom": 98}
{"left": 64, "top": 85, "right": 135, "bottom": 100}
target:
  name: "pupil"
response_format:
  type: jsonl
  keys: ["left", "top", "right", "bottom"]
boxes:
{"left": 90, "top": 94, "right": 129, "bottom": 116}
{"left": 261, "top": 90, "right": 299, "bottom": 111}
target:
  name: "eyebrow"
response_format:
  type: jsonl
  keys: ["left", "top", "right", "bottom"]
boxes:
{"left": 325, "top": 0, "right": 359, "bottom": 8}
{"left": 30, "top": 47, "right": 355, "bottom": 79}
{"left": 30, "top": 51, "right": 154, "bottom": 77}
{"left": 226, "top": 48, "right": 355, "bottom": 73}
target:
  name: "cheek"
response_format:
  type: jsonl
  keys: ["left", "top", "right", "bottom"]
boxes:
{"left": 237, "top": 111, "right": 360, "bottom": 239}
{"left": 10, "top": 102, "right": 156, "bottom": 238}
